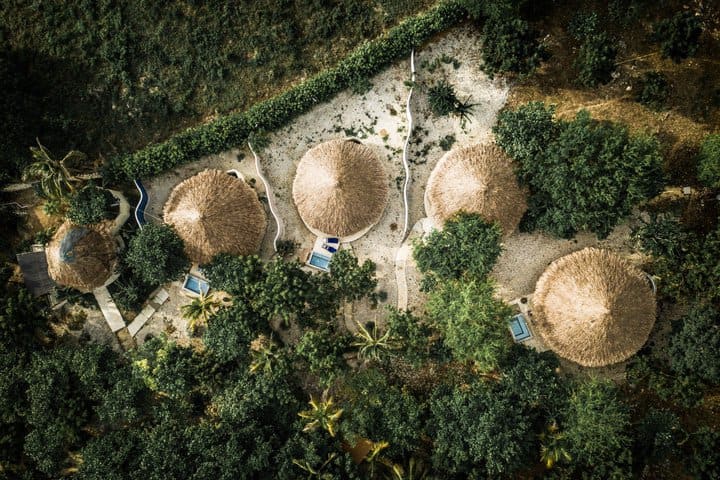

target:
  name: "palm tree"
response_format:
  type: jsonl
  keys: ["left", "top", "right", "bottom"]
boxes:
{"left": 249, "top": 334, "right": 279, "bottom": 374}
{"left": 298, "top": 392, "right": 343, "bottom": 437}
{"left": 352, "top": 321, "right": 399, "bottom": 362}
{"left": 22, "top": 139, "right": 86, "bottom": 200}
{"left": 383, "top": 457, "right": 430, "bottom": 480}
{"left": 539, "top": 421, "right": 572, "bottom": 469}
{"left": 181, "top": 293, "right": 220, "bottom": 334}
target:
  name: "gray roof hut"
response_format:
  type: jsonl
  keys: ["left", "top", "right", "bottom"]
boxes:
{"left": 46, "top": 222, "right": 117, "bottom": 293}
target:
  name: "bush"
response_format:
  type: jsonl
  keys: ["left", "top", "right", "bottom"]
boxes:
{"left": 574, "top": 32, "right": 617, "bottom": 87}
{"left": 688, "top": 427, "right": 720, "bottom": 480}
{"left": 125, "top": 224, "right": 189, "bottom": 286}
{"left": 697, "top": 134, "right": 720, "bottom": 188}
{"left": 668, "top": 305, "right": 720, "bottom": 384}
{"left": 636, "top": 71, "right": 669, "bottom": 111}
{"left": 426, "top": 279, "right": 512, "bottom": 370}
{"left": 67, "top": 184, "right": 116, "bottom": 225}
{"left": 427, "top": 80, "right": 459, "bottom": 117}
{"left": 329, "top": 250, "right": 377, "bottom": 303}
{"left": 413, "top": 212, "right": 502, "bottom": 289}
{"left": 480, "top": 15, "right": 546, "bottom": 79}
{"left": 107, "top": 1, "right": 468, "bottom": 182}
{"left": 495, "top": 104, "right": 664, "bottom": 238}
{"left": 652, "top": 11, "right": 702, "bottom": 62}
{"left": 633, "top": 215, "right": 720, "bottom": 303}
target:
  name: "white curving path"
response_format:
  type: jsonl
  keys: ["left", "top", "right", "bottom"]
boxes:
{"left": 249, "top": 142, "right": 284, "bottom": 252}
{"left": 399, "top": 49, "right": 416, "bottom": 243}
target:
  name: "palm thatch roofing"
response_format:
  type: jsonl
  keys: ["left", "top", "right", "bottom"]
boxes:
{"left": 424, "top": 143, "right": 527, "bottom": 235}
{"left": 46, "top": 222, "right": 117, "bottom": 293}
{"left": 292, "top": 139, "right": 388, "bottom": 238}
{"left": 163, "top": 169, "right": 267, "bottom": 264}
{"left": 533, "top": 248, "right": 656, "bottom": 367}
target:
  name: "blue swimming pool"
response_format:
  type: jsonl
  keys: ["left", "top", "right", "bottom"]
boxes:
{"left": 307, "top": 252, "right": 332, "bottom": 272}
{"left": 508, "top": 313, "right": 532, "bottom": 342}
{"left": 183, "top": 274, "right": 210, "bottom": 296}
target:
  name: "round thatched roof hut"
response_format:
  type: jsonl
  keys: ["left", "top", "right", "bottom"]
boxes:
{"left": 292, "top": 139, "right": 388, "bottom": 239}
{"left": 163, "top": 169, "right": 267, "bottom": 264}
{"left": 533, "top": 248, "right": 656, "bottom": 367}
{"left": 46, "top": 222, "right": 118, "bottom": 293}
{"left": 424, "top": 143, "right": 527, "bottom": 235}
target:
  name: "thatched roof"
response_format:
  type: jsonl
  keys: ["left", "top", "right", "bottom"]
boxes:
{"left": 533, "top": 248, "right": 656, "bottom": 367}
{"left": 424, "top": 144, "right": 527, "bottom": 235}
{"left": 46, "top": 222, "right": 117, "bottom": 293}
{"left": 292, "top": 139, "right": 388, "bottom": 238}
{"left": 163, "top": 169, "right": 267, "bottom": 264}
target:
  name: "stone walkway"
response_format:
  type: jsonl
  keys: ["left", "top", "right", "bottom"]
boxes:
{"left": 395, "top": 218, "right": 433, "bottom": 311}
{"left": 93, "top": 286, "right": 126, "bottom": 332}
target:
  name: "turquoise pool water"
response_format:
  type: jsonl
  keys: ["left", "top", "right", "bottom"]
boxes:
{"left": 183, "top": 275, "right": 210, "bottom": 295}
{"left": 508, "top": 314, "right": 532, "bottom": 342}
{"left": 307, "top": 252, "right": 332, "bottom": 271}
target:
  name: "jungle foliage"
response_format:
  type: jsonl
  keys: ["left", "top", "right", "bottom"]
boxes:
{"left": 0, "top": 0, "right": 436, "bottom": 180}
{"left": 495, "top": 102, "right": 665, "bottom": 238}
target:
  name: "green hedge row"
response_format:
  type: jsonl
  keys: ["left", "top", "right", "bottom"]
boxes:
{"left": 106, "top": 1, "right": 468, "bottom": 182}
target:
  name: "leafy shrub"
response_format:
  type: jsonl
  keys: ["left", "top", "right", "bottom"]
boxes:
{"left": 413, "top": 212, "right": 502, "bottom": 289}
{"left": 427, "top": 80, "right": 459, "bottom": 117}
{"left": 688, "top": 427, "right": 720, "bottom": 480}
{"left": 107, "top": 1, "right": 468, "bottom": 182}
{"left": 633, "top": 215, "right": 720, "bottom": 302}
{"left": 439, "top": 134, "right": 456, "bottom": 151}
{"left": 495, "top": 104, "right": 664, "bottom": 238}
{"left": 568, "top": 12, "right": 617, "bottom": 87}
{"left": 426, "top": 279, "right": 512, "bottom": 370}
{"left": 568, "top": 11, "right": 600, "bottom": 40}
{"left": 633, "top": 408, "right": 682, "bottom": 473}
{"left": 295, "top": 328, "right": 349, "bottom": 387}
{"left": 697, "top": 134, "right": 720, "bottom": 188}
{"left": 668, "top": 305, "right": 720, "bottom": 384}
{"left": 67, "top": 184, "right": 116, "bottom": 225}
{"left": 636, "top": 71, "right": 669, "bottom": 111}
{"left": 427, "top": 80, "right": 475, "bottom": 124}
{"left": 652, "top": 11, "right": 702, "bottom": 62}
{"left": 558, "top": 379, "right": 632, "bottom": 479}
{"left": 492, "top": 101, "right": 557, "bottom": 179}
{"left": 480, "top": 15, "right": 546, "bottom": 79}
{"left": 329, "top": 250, "right": 377, "bottom": 303}
{"left": 125, "top": 224, "right": 189, "bottom": 286}
{"left": 574, "top": 32, "right": 617, "bottom": 87}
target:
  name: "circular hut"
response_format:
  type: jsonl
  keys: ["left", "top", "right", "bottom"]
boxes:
{"left": 424, "top": 144, "right": 527, "bottom": 235}
{"left": 163, "top": 169, "right": 267, "bottom": 264}
{"left": 46, "top": 222, "right": 118, "bottom": 293}
{"left": 533, "top": 248, "right": 656, "bottom": 367}
{"left": 292, "top": 139, "right": 388, "bottom": 240}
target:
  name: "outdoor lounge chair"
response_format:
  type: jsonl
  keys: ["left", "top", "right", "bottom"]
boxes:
{"left": 322, "top": 243, "right": 338, "bottom": 253}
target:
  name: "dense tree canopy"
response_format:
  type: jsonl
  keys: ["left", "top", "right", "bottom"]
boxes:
{"left": 125, "top": 224, "right": 189, "bottom": 286}
{"left": 559, "top": 379, "right": 633, "bottom": 479}
{"left": 495, "top": 103, "right": 665, "bottom": 238}
{"left": 697, "top": 134, "right": 720, "bottom": 189}
{"left": 428, "top": 379, "right": 533, "bottom": 477}
{"left": 67, "top": 184, "right": 116, "bottom": 225}
{"left": 413, "top": 212, "right": 502, "bottom": 289}
{"left": 476, "top": 0, "right": 546, "bottom": 78}
{"left": 426, "top": 279, "right": 512, "bottom": 371}
{"left": 668, "top": 304, "right": 720, "bottom": 384}
{"left": 652, "top": 11, "right": 702, "bottom": 62}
